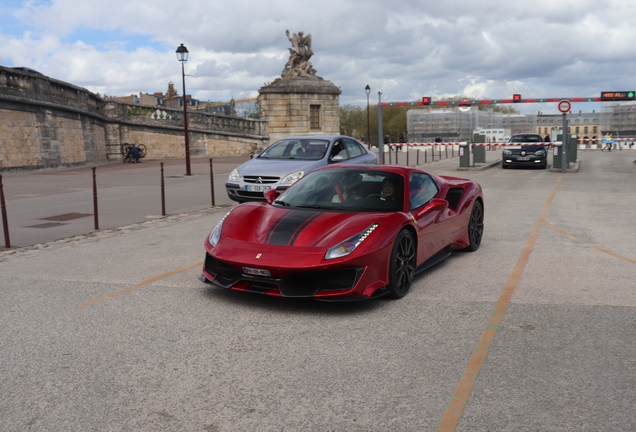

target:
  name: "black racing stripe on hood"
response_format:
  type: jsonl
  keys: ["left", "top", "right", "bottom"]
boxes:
{"left": 265, "top": 210, "right": 323, "bottom": 246}
{"left": 265, "top": 210, "right": 293, "bottom": 245}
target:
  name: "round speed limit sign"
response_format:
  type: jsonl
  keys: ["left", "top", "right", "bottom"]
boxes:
{"left": 558, "top": 100, "right": 571, "bottom": 113}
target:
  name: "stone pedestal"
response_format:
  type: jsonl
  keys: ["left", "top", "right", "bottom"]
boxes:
{"left": 258, "top": 77, "right": 341, "bottom": 144}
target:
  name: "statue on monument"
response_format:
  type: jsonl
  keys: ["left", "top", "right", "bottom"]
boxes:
{"left": 282, "top": 29, "right": 318, "bottom": 78}
{"left": 165, "top": 82, "right": 178, "bottom": 98}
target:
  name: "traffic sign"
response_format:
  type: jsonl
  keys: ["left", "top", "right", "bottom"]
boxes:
{"left": 558, "top": 100, "right": 571, "bottom": 113}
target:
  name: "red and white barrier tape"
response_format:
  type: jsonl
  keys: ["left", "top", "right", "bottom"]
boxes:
{"left": 386, "top": 142, "right": 552, "bottom": 146}
{"left": 577, "top": 138, "right": 636, "bottom": 141}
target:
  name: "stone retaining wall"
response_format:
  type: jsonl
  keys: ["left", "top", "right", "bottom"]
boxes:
{"left": 0, "top": 66, "right": 269, "bottom": 171}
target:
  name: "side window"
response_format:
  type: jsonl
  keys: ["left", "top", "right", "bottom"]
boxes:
{"left": 409, "top": 173, "right": 439, "bottom": 210}
{"left": 343, "top": 138, "right": 364, "bottom": 158}
{"left": 331, "top": 140, "right": 347, "bottom": 160}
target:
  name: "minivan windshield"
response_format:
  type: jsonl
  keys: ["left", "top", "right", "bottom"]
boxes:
{"left": 258, "top": 139, "right": 329, "bottom": 160}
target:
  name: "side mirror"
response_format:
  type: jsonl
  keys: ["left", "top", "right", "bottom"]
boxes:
{"left": 264, "top": 189, "right": 280, "bottom": 203}
{"left": 418, "top": 198, "right": 448, "bottom": 216}
{"left": 330, "top": 154, "right": 346, "bottom": 163}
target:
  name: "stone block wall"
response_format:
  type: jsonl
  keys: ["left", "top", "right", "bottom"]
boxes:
{"left": 0, "top": 109, "right": 41, "bottom": 169}
{"left": 114, "top": 128, "right": 264, "bottom": 159}
{"left": 259, "top": 77, "right": 341, "bottom": 144}
{"left": 0, "top": 66, "right": 269, "bottom": 171}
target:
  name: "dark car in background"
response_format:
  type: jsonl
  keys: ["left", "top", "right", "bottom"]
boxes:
{"left": 225, "top": 135, "right": 377, "bottom": 203}
{"left": 502, "top": 133, "right": 548, "bottom": 169}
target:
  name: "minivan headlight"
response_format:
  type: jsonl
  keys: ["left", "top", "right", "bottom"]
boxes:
{"left": 534, "top": 149, "right": 546, "bottom": 156}
{"left": 228, "top": 168, "right": 240, "bottom": 183}
{"left": 280, "top": 170, "right": 304, "bottom": 185}
{"left": 503, "top": 150, "right": 512, "bottom": 155}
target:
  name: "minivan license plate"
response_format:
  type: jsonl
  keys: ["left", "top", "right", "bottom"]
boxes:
{"left": 246, "top": 185, "right": 270, "bottom": 192}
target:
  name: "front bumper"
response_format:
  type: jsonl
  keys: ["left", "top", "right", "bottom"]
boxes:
{"left": 502, "top": 156, "right": 546, "bottom": 167}
{"left": 201, "top": 253, "right": 366, "bottom": 298}
{"left": 225, "top": 182, "right": 289, "bottom": 203}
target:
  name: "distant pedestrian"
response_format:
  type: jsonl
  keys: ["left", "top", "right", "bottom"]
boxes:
{"left": 544, "top": 135, "right": 550, "bottom": 142}
{"left": 384, "top": 134, "right": 392, "bottom": 151}
{"left": 126, "top": 145, "right": 141, "bottom": 163}
{"left": 398, "top": 132, "right": 405, "bottom": 152}
{"left": 602, "top": 133, "right": 613, "bottom": 152}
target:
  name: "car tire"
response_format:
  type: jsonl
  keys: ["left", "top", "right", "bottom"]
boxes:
{"left": 386, "top": 229, "right": 416, "bottom": 299}
{"left": 464, "top": 200, "right": 484, "bottom": 252}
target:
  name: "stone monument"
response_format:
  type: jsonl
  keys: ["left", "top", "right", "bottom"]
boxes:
{"left": 258, "top": 30, "right": 341, "bottom": 143}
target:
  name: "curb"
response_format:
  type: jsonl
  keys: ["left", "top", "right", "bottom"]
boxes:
{"left": 456, "top": 159, "right": 502, "bottom": 171}
{"left": 0, "top": 204, "right": 233, "bottom": 261}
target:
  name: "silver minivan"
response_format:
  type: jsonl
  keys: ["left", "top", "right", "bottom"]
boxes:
{"left": 226, "top": 135, "right": 378, "bottom": 203}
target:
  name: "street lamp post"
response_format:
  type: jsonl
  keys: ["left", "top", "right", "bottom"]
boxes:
{"left": 377, "top": 90, "right": 384, "bottom": 164}
{"left": 365, "top": 85, "right": 371, "bottom": 149}
{"left": 176, "top": 43, "right": 192, "bottom": 176}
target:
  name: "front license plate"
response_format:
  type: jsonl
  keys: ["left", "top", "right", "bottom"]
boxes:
{"left": 243, "top": 267, "right": 271, "bottom": 277}
{"left": 517, "top": 156, "right": 530, "bottom": 161}
{"left": 246, "top": 185, "right": 270, "bottom": 192}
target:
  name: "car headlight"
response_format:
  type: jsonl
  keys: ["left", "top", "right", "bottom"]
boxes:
{"left": 208, "top": 212, "right": 231, "bottom": 247}
{"left": 228, "top": 168, "right": 240, "bottom": 183}
{"left": 534, "top": 149, "right": 546, "bottom": 156}
{"left": 325, "top": 223, "right": 380, "bottom": 260}
{"left": 503, "top": 150, "right": 512, "bottom": 155}
{"left": 280, "top": 170, "right": 304, "bottom": 186}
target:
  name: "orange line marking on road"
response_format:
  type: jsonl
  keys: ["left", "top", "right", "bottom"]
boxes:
{"left": 74, "top": 261, "right": 204, "bottom": 309}
{"left": 437, "top": 176, "right": 562, "bottom": 432}
{"left": 544, "top": 221, "right": 636, "bottom": 265}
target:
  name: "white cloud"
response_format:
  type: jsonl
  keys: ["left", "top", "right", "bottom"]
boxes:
{"left": 1, "top": 0, "right": 635, "bottom": 112}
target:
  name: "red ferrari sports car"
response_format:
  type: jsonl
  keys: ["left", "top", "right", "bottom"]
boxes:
{"left": 200, "top": 165, "right": 484, "bottom": 300}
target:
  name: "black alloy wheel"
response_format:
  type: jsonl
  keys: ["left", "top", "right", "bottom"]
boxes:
{"left": 465, "top": 200, "right": 484, "bottom": 251}
{"left": 387, "top": 230, "right": 416, "bottom": 298}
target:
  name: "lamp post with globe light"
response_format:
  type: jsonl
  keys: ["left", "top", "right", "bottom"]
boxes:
{"left": 176, "top": 43, "right": 192, "bottom": 176}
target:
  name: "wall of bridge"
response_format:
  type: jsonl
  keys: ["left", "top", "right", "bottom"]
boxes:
{"left": 0, "top": 66, "right": 269, "bottom": 171}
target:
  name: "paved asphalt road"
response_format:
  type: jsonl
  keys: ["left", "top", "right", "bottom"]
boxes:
{"left": 1, "top": 150, "right": 635, "bottom": 431}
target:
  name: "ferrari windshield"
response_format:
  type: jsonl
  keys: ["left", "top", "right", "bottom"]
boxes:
{"left": 258, "top": 138, "right": 329, "bottom": 160}
{"left": 274, "top": 168, "right": 405, "bottom": 212}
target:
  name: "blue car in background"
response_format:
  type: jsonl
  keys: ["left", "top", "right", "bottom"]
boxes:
{"left": 226, "top": 135, "right": 378, "bottom": 203}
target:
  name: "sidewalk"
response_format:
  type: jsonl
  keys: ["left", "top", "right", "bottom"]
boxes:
{"left": 0, "top": 156, "right": 249, "bottom": 249}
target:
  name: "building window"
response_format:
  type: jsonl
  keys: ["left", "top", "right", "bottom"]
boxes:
{"left": 593, "top": 126, "right": 597, "bottom": 133}
{"left": 584, "top": 126, "right": 588, "bottom": 134}
{"left": 310, "top": 105, "right": 321, "bottom": 129}
{"left": 575, "top": 127, "right": 579, "bottom": 133}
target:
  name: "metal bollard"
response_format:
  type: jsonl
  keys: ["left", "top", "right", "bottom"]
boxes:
{"left": 0, "top": 174, "right": 11, "bottom": 248}
{"left": 160, "top": 162, "right": 166, "bottom": 216}
{"left": 209, "top": 158, "right": 216, "bottom": 207}
{"left": 92, "top": 167, "right": 99, "bottom": 230}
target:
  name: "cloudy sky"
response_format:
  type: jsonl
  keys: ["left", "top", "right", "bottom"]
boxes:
{"left": 1, "top": 0, "right": 634, "bottom": 114}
